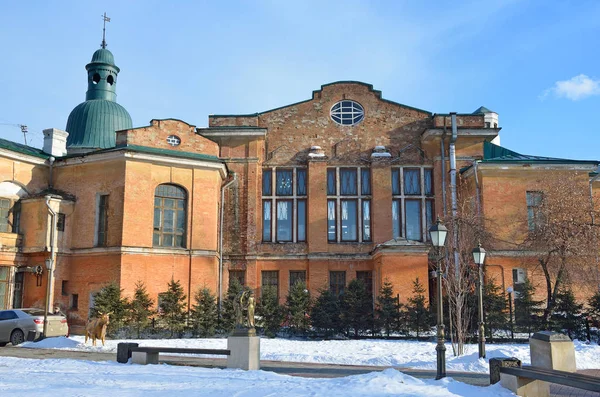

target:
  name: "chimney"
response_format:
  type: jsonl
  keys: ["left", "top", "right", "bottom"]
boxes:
{"left": 43, "top": 128, "right": 69, "bottom": 157}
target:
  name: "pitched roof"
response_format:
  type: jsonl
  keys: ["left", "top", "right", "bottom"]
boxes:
{"left": 0, "top": 137, "right": 48, "bottom": 159}
{"left": 473, "top": 106, "right": 495, "bottom": 114}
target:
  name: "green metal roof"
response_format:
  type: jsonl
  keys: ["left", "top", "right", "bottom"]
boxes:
{"left": 0, "top": 137, "right": 48, "bottom": 159}
{"left": 482, "top": 141, "right": 598, "bottom": 164}
{"left": 66, "top": 99, "right": 132, "bottom": 149}
{"left": 66, "top": 47, "right": 131, "bottom": 151}
{"left": 62, "top": 144, "right": 222, "bottom": 163}
{"left": 473, "top": 106, "right": 495, "bottom": 114}
{"left": 89, "top": 48, "right": 116, "bottom": 67}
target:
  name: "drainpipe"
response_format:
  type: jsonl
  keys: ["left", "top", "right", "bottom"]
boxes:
{"left": 44, "top": 195, "right": 57, "bottom": 337}
{"left": 473, "top": 160, "right": 481, "bottom": 216}
{"left": 450, "top": 113, "right": 459, "bottom": 278}
{"left": 441, "top": 120, "right": 447, "bottom": 217}
{"left": 218, "top": 172, "right": 236, "bottom": 314}
{"left": 48, "top": 156, "right": 55, "bottom": 188}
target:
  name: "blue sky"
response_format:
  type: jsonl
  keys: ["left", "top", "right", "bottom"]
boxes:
{"left": 1, "top": 1, "right": 599, "bottom": 160}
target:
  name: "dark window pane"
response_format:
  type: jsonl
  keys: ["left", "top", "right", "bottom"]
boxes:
{"left": 356, "top": 271, "right": 373, "bottom": 298}
{"left": 289, "top": 271, "right": 306, "bottom": 288}
{"left": 392, "top": 169, "right": 400, "bottom": 195}
{"left": 229, "top": 270, "right": 246, "bottom": 287}
{"left": 424, "top": 169, "right": 433, "bottom": 196}
{"left": 164, "top": 210, "right": 174, "bottom": 232}
{"left": 175, "top": 235, "right": 184, "bottom": 247}
{"left": 361, "top": 169, "right": 371, "bottom": 195}
{"left": 392, "top": 200, "right": 402, "bottom": 238}
{"left": 56, "top": 213, "right": 65, "bottom": 232}
{"left": 297, "top": 200, "right": 306, "bottom": 242}
{"left": 263, "top": 200, "right": 272, "bottom": 241}
{"left": 276, "top": 169, "right": 293, "bottom": 196}
{"left": 362, "top": 200, "right": 371, "bottom": 242}
{"left": 341, "top": 200, "right": 358, "bottom": 241}
{"left": 164, "top": 199, "right": 175, "bottom": 208}
{"left": 176, "top": 210, "right": 185, "bottom": 232}
{"left": 340, "top": 169, "right": 357, "bottom": 195}
{"left": 263, "top": 169, "right": 272, "bottom": 196}
{"left": 96, "top": 194, "right": 109, "bottom": 247}
{"left": 163, "top": 234, "right": 173, "bottom": 247}
{"left": 404, "top": 169, "right": 421, "bottom": 195}
{"left": 276, "top": 200, "right": 292, "bottom": 242}
{"left": 329, "top": 271, "right": 346, "bottom": 297}
{"left": 297, "top": 169, "right": 307, "bottom": 196}
{"left": 426, "top": 200, "right": 434, "bottom": 240}
{"left": 153, "top": 232, "right": 160, "bottom": 246}
{"left": 327, "top": 169, "right": 336, "bottom": 195}
{"left": 328, "top": 200, "right": 336, "bottom": 242}
{"left": 262, "top": 271, "right": 279, "bottom": 298}
{"left": 405, "top": 200, "right": 422, "bottom": 241}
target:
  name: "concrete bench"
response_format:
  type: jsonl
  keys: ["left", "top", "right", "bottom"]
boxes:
{"left": 117, "top": 343, "right": 230, "bottom": 365}
{"left": 500, "top": 366, "right": 600, "bottom": 396}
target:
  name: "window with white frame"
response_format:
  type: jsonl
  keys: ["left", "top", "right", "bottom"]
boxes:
{"left": 391, "top": 167, "right": 435, "bottom": 242}
{"left": 330, "top": 100, "right": 365, "bottom": 126}
{"left": 327, "top": 167, "right": 372, "bottom": 243}
{"left": 262, "top": 168, "right": 307, "bottom": 243}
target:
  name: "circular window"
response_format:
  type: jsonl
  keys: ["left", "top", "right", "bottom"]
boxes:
{"left": 330, "top": 100, "right": 364, "bottom": 126}
{"left": 166, "top": 135, "right": 181, "bottom": 147}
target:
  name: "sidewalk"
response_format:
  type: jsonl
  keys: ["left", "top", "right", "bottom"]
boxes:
{"left": 2, "top": 346, "right": 598, "bottom": 395}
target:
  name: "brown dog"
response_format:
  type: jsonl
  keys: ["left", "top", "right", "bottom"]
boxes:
{"left": 84, "top": 312, "right": 111, "bottom": 346}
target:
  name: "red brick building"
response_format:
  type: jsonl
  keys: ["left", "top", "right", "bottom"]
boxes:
{"left": 0, "top": 47, "right": 598, "bottom": 331}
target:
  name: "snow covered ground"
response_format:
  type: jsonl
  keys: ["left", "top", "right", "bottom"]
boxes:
{"left": 21, "top": 336, "right": 600, "bottom": 373}
{"left": 0, "top": 356, "right": 515, "bottom": 397}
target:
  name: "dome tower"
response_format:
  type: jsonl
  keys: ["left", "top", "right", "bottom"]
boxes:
{"left": 66, "top": 42, "right": 132, "bottom": 153}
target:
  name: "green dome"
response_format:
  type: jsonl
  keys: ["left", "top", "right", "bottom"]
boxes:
{"left": 90, "top": 48, "right": 116, "bottom": 66}
{"left": 66, "top": 99, "right": 132, "bottom": 150}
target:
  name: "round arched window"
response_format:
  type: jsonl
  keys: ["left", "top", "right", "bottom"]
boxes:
{"left": 330, "top": 100, "right": 364, "bottom": 126}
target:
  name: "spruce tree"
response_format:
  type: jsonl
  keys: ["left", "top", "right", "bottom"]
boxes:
{"left": 550, "top": 285, "right": 584, "bottom": 339}
{"left": 285, "top": 281, "right": 311, "bottom": 336}
{"left": 483, "top": 280, "right": 508, "bottom": 342}
{"left": 158, "top": 279, "right": 187, "bottom": 338}
{"left": 310, "top": 289, "right": 342, "bottom": 338}
{"left": 257, "top": 286, "right": 284, "bottom": 337}
{"left": 220, "top": 278, "right": 247, "bottom": 334}
{"left": 405, "top": 278, "right": 433, "bottom": 338}
{"left": 127, "top": 281, "right": 154, "bottom": 338}
{"left": 341, "top": 279, "right": 374, "bottom": 337}
{"left": 588, "top": 290, "right": 600, "bottom": 325}
{"left": 90, "top": 283, "right": 129, "bottom": 337}
{"left": 190, "top": 287, "right": 218, "bottom": 337}
{"left": 514, "top": 279, "right": 544, "bottom": 337}
{"left": 376, "top": 279, "right": 400, "bottom": 338}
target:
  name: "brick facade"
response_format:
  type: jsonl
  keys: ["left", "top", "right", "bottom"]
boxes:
{"left": 0, "top": 80, "right": 598, "bottom": 333}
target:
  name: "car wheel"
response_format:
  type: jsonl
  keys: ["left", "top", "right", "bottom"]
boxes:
{"left": 0, "top": 342, "right": 7, "bottom": 347}
{"left": 10, "top": 329, "right": 24, "bottom": 346}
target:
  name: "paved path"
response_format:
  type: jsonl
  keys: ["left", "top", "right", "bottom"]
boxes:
{"left": 1, "top": 346, "right": 598, "bottom": 395}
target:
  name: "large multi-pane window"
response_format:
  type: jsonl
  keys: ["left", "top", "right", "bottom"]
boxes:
{"left": 356, "top": 271, "right": 373, "bottom": 298}
{"left": 329, "top": 271, "right": 346, "bottom": 297}
{"left": 262, "top": 168, "right": 307, "bottom": 242}
{"left": 327, "top": 167, "right": 371, "bottom": 243}
{"left": 153, "top": 184, "right": 186, "bottom": 248}
{"left": 526, "top": 191, "right": 544, "bottom": 232}
{"left": 391, "top": 167, "right": 435, "bottom": 241}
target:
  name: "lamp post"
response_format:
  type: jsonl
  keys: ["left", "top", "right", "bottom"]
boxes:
{"left": 429, "top": 217, "right": 448, "bottom": 380}
{"left": 472, "top": 243, "right": 486, "bottom": 359}
{"left": 42, "top": 257, "right": 54, "bottom": 338}
{"left": 507, "top": 286, "right": 514, "bottom": 341}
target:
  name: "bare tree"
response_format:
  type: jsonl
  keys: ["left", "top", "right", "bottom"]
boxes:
{"left": 441, "top": 189, "right": 491, "bottom": 356}
{"left": 521, "top": 173, "right": 600, "bottom": 325}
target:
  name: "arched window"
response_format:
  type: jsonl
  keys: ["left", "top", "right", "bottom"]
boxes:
{"left": 153, "top": 184, "right": 186, "bottom": 248}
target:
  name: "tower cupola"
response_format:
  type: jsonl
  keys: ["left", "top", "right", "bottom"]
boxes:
{"left": 85, "top": 48, "right": 120, "bottom": 101}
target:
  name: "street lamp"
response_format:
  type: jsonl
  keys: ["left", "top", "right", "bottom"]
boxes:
{"left": 472, "top": 243, "right": 486, "bottom": 359}
{"left": 429, "top": 217, "right": 448, "bottom": 380}
{"left": 507, "top": 286, "right": 514, "bottom": 341}
{"left": 42, "top": 257, "right": 54, "bottom": 338}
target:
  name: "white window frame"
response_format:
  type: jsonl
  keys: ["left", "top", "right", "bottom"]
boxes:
{"left": 262, "top": 167, "right": 307, "bottom": 243}
{"left": 391, "top": 166, "right": 435, "bottom": 242}
{"left": 327, "top": 167, "right": 372, "bottom": 243}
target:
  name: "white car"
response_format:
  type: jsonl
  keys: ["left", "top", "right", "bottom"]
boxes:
{"left": 0, "top": 308, "right": 69, "bottom": 346}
